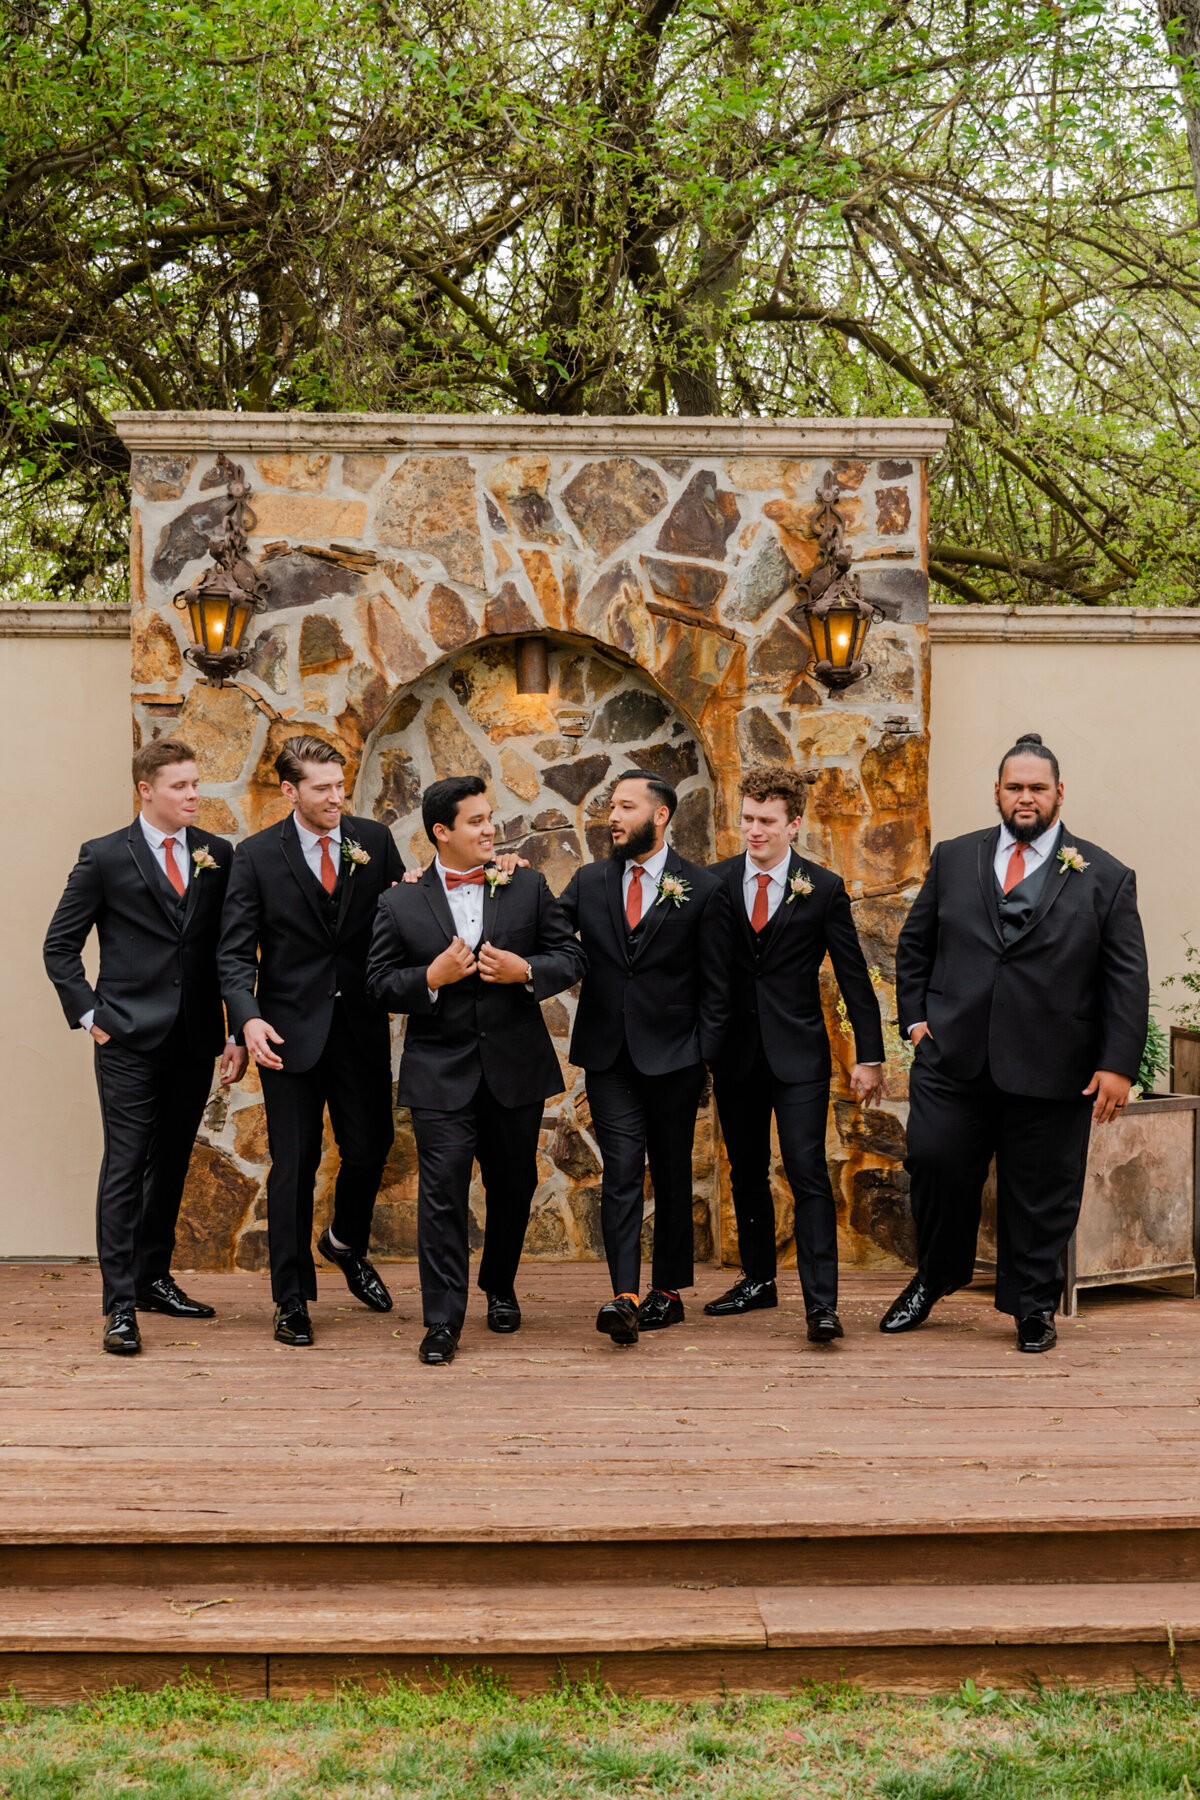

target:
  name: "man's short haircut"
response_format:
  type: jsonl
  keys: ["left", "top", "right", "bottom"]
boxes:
{"left": 738, "top": 763, "right": 818, "bottom": 819}
{"left": 422, "top": 775, "right": 487, "bottom": 843}
{"left": 613, "top": 768, "right": 678, "bottom": 820}
{"left": 998, "top": 731, "right": 1060, "bottom": 786}
{"left": 132, "top": 737, "right": 197, "bottom": 789}
{"left": 274, "top": 734, "right": 346, "bottom": 787}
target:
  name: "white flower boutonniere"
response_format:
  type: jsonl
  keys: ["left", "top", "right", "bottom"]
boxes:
{"left": 485, "top": 864, "right": 512, "bottom": 897}
{"left": 786, "top": 871, "right": 814, "bottom": 905}
{"left": 191, "top": 846, "right": 218, "bottom": 874}
{"left": 1057, "top": 845, "right": 1089, "bottom": 876}
{"left": 341, "top": 839, "right": 371, "bottom": 875}
{"left": 656, "top": 872, "right": 691, "bottom": 908}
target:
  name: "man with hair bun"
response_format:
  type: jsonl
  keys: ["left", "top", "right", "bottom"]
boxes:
{"left": 44, "top": 738, "right": 246, "bottom": 1354}
{"left": 707, "top": 764, "right": 884, "bottom": 1344}
{"left": 218, "top": 734, "right": 404, "bottom": 1346}
{"left": 886, "top": 732, "right": 1149, "bottom": 1353}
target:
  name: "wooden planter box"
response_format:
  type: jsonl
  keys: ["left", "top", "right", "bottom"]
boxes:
{"left": 1172, "top": 1026, "right": 1200, "bottom": 1097}
{"left": 976, "top": 1094, "right": 1200, "bottom": 1317}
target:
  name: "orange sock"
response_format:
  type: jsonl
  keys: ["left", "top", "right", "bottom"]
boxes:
{"left": 617, "top": 1292, "right": 638, "bottom": 1304}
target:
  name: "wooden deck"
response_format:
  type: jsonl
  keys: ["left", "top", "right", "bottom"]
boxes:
{"left": 3, "top": 1260, "right": 1199, "bottom": 1697}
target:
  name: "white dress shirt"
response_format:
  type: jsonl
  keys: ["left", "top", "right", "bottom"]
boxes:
{"left": 622, "top": 843, "right": 670, "bottom": 920}
{"left": 436, "top": 857, "right": 486, "bottom": 949}
{"left": 742, "top": 848, "right": 792, "bottom": 924}
{"left": 294, "top": 815, "right": 342, "bottom": 886}
{"left": 994, "top": 818, "right": 1062, "bottom": 889}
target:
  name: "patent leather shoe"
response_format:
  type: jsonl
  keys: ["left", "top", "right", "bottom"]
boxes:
{"left": 135, "top": 1276, "right": 215, "bottom": 1319}
{"left": 273, "top": 1299, "right": 313, "bottom": 1346}
{"left": 317, "top": 1229, "right": 393, "bottom": 1312}
{"left": 486, "top": 1293, "right": 521, "bottom": 1334}
{"left": 637, "top": 1288, "right": 685, "bottom": 1330}
{"left": 879, "top": 1275, "right": 944, "bottom": 1334}
{"left": 419, "top": 1324, "right": 460, "bottom": 1365}
{"left": 703, "top": 1276, "right": 777, "bottom": 1317}
{"left": 1017, "top": 1312, "right": 1057, "bottom": 1354}
{"left": 806, "top": 1307, "right": 844, "bottom": 1343}
{"left": 596, "top": 1295, "right": 639, "bottom": 1345}
{"left": 102, "top": 1306, "right": 141, "bottom": 1356}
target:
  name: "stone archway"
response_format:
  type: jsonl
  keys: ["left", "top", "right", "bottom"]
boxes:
{"left": 353, "top": 634, "right": 720, "bottom": 1268}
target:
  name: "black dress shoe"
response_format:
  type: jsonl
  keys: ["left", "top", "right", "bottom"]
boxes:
{"left": 1017, "top": 1312, "right": 1057, "bottom": 1354}
{"left": 102, "top": 1306, "right": 141, "bottom": 1356}
{"left": 316, "top": 1229, "right": 393, "bottom": 1313}
{"left": 879, "top": 1275, "right": 944, "bottom": 1334}
{"left": 806, "top": 1307, "right": 844, "bottom": 1343}
{"left": 486, "top": 1293, "right": 521, "bottom": 1334}
{"left": 135, "top": 1276, "right": 215, "bottom": 1319}
{"left": 703, "top": 1276, "right": 778, "bottom": 1316}
{"left": 596, "top": 1295, "right": 639, "bottom": 1345}
{"left": 274, "top": 1300, "right": 313, "bottom": 1346}
{"left": 637, "top": 1289, "right": 685, "bottom": 1330}
{"left": 419, "top": 1324, "right": 460, "bottom": 1365}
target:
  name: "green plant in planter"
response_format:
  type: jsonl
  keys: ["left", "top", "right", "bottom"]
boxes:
{"left": 1135, "top": 1006, "right": 1170, "bottom": 1098}
{"left": 1163, "top": 934, "right": 1200, "bottom": 1031}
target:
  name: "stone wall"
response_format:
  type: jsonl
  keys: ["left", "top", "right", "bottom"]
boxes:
{"left": 114, "top": 412, "right": 949, "bottom": 1275}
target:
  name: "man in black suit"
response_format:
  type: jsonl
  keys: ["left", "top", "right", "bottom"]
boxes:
{"left": 218, "top": 734, "right": 405, "bottom": 1345}
{"left": 559, "top": 771, "right": 731, "bottom": 1345}
{"left": 707, "top": 765, "right": 885, "bottom": 1344}
{"left": 366, "top": 776, "right": 585, "bottom": 1365}
{"left": 887, "top": 733, "right": 1149, "bottom": 1353}
{"left": 43, "top": 737, "right": 246, "bottom": 1355}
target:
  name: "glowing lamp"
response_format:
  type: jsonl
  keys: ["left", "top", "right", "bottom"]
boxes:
{"left": 172, "top": 454, "right": 266, "bottom": 686}
{"left": 789, "top": 474, "right": 882, "bottom": 691}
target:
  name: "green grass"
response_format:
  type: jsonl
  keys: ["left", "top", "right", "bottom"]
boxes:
{"left": 2, "top": 1674, "right": 1199, "bottom": 1797}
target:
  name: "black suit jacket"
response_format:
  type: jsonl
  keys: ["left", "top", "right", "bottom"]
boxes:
{"left": 43, "top": 819, "right": 232, "bottom": 1056}
{"left": 218, "top": 812, "right": 405, "bottom": 1074}
{"left": 711, "top": 850, "right": 884, "bottom": 1082}
{"left": 366, "top": 864, "right": 586, "bottom": 1109}
{"left": 896, "top": 823, "right": 1149, "bottom": 1096}
{"left": 558, "top": 848, "right": 731, "bottom": 1075}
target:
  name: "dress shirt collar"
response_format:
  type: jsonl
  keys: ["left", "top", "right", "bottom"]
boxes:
{"left": 139, "top": 813, "right": 187, "bottom": 851}
{"left": 435, "top": 857, "right": 485, "bottom": 891}
{"left": 623, "top": 842, "right": 669, "bottom": 888}
{"left": 743, "top": 847, "right": 793, "bottom": 888}
{"left": 997, "top": 818, "right": 1061, "bottom": 864}
{"left": 294, "top": 813, "right": 342, "bottom": 852}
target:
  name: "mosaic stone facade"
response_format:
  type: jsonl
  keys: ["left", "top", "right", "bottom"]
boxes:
{"left": 115, "top": 413, "right": 949, "bottom": 1275}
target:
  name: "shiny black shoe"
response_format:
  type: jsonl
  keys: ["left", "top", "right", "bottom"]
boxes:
{"left": 637, "top": 1289, "right": 685, "bottom": 1331}
{"left": 273, "top": 1299, "right": 313, "bottom": 1346}
{"left": 806, "top": 1307, "right": 844, "bottom": 1343}
{"left": 102, "top": 1306, "right": 141, "bottom": 1356}
{"left": 419, "top": 1324, "right": 460, "bottom": 1365}
{"left": 486, "top": 1293, "right": 521, "bottom": 1334}
{"left": 316, "top": 1229, "right": 393, "bottom": 1313}
{"left": 135, "top": 1276, "right": 215, "bottom": 1320}
{"left": 703, "top": 1276, "right": 778, "bottom": 1317}
{"left": 879, "top": 1275, "right": 945, "bottom": 1334}
{"left": 1017, "top": 1312, "right": 1057, "bottom": 1354}
{"left": 596, "top": 1295, "right": 639, "bottom": 1345}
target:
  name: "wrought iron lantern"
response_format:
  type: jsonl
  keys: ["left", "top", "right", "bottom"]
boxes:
{"left": 173, "top": 454, "right": 267, "bottom": 686}
{"left": 514, "top": 637, "right": 550, "bottom": 694}
{"left": 789, "top": 474, "right": 882, "bottom": 690}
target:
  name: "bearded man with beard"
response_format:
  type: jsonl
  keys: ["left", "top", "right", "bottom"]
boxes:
{"left": 884, "top": 734, "right": 1149, "bottom": 1354}
{"left": 559, "top": 772, "right": 731, "bottom": 1345}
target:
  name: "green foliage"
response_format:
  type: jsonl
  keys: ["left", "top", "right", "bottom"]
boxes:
{"left": 1163, "top": 934, "right": 1200, "bottom": 1033}
{"left": 1138, "top": 1004, "right": 1172, "bottom": 1096}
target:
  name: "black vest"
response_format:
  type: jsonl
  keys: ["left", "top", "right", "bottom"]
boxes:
{"left": 995, "top": 846, "right": 1055, "bottom": 946}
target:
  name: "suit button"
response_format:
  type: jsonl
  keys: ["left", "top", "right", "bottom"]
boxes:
{"left": 328, "top": 988, "right": 336, "bottom": 996}
{"left": 173, "top": 978, "right": 180, "bottom": 986}
{"left": 480, "top": 1032, "right": 487, "bottom": 1039}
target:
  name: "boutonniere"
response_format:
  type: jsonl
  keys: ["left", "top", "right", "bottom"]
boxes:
{"left": 786, "top": 871, "right": 814, "bottom": 904}
{"left": 191, "top": 846, "right": 218, "bottom": 874}
{"left": 484, "top": 864, "right": 511, "bottom": 896}
{"left": 655, "top": 872, "right": 690, "bottom": 908}
{"left": 1057, "top": 845, "right": 1089, "bottom": 876}
{"left": 341, "top": 839, "right": 371, "bottom": 875}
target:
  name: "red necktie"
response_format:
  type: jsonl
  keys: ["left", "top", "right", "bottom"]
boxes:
{"left": 445, "top": 868, "right": 486, "bottom": 889}
{"left": 318, "top": 835, "right": 338, "bottom": 894}
{"left": 161, "top": 836, "right": 185, "bottom": 898}
{"left": 1003, "top": 843, "right": 1026, "bottom": 894}
{"left": 751, "top": 871, "right": 771, "bottom": 932}
{"left": 625, "top": 864, "right": 645, "bottom": 929}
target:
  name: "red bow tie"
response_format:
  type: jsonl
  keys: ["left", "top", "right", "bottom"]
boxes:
{"left": 445, "top": 868, "right": 486, "bottom": 889}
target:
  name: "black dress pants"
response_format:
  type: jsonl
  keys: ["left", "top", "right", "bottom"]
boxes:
{"left": 259, "top": 1001, "right": 394, "bottom": 1303}
{"left": 713, "top": 1049, "right": 836, "bottom": 1312}
{"left": 585, "top": 1044, "right": 706, "bottom": 1296}
{"left": 92, "top": 1016, "right": 215, "bottom": 1312}
{"left": 905, "top": 1052, "right": 1094, "bottom": 1318}
{"left": 409, "top": 1080, "right": 544, "bottom": 1329}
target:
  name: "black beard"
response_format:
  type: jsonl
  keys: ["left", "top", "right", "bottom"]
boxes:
{"left": 1002, "top": 809, "right": 1058, "bottom": 843}
{"left": 610, "top": 817, "right": 659, "bottom": 865}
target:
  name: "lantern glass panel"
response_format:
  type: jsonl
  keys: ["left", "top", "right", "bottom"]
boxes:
{"left": 824, "top": 605, "right": 861, "bottom": 671}
{"left": 227, "top": 596, "right": 253, "bottom": 651}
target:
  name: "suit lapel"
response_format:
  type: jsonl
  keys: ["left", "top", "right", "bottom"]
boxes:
{"left": 419, "top": 862, "right": 458, "bottom": 944}
{"left": 629, "top": 849, "right": 678, "bottom": 964}
{"left": 333, "top": 818, "right": 363, "bottom": 941}
{"left": 729, "top": 856, "right": 758, "bottom": 957}
{"left": 977, "top": 828, "right": 1005, "bottom": 948}
{"left": 280, "top": 813, "right": 334, "bottom": 935}
{"left": 481, "top": 867, "right": 504, "bottom": 946}
{"left": 604, "top": 858, "right": 628, "bottom": 952}
{"left": 1008, "top": 822, "right": 1071, "bottom": 945}
{"left": 127, "top": 819, "right": 180, "bottom": 929}
{"left": 179, "top": 828, "right": 204, "bottom": 934}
